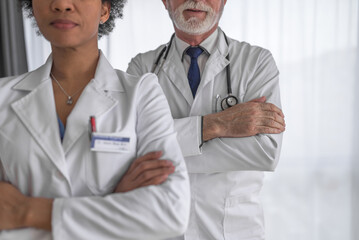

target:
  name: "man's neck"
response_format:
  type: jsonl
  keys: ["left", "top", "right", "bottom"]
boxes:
{"left": 174, "top": 25, "right": 218, "bottom": 46}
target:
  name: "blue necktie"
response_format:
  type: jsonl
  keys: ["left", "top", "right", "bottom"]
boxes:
{"left": 186, "top": 47, "right": 203, "bottom": 97}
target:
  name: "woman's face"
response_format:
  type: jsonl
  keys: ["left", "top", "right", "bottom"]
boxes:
{"left": 32, "top": 0, "right": 110, "bottom": 49}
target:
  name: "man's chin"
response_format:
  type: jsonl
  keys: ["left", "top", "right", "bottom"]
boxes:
{"left": 178, "top": 20, "right": 214, "bottom": 34}
{"left": 178, "top": 27, "right": 208, "bottom": 35}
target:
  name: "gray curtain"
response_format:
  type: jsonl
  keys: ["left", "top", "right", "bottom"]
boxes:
{"left": 353, "top": 4, "right": 359, "bottom": 240}
{"left": 353, "top": 6, "right": 359, "bottom": 239}
{"left": 0, "top": 0, "right": 28, "bottom": 78}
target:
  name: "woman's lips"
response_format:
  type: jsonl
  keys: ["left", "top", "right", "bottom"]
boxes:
{"left": 51, "top": 19, "right": 78, "bottom": 30}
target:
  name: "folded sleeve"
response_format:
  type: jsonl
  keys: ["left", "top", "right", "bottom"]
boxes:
{"left": 127, "top": 48, "right": 283, "bottom": 174}
{"left": 184, "top": 50, "right": 283, "bottom": 173}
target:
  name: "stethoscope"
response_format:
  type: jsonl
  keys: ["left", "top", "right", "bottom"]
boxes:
{"left": 151, "top": 30, "right": 238, "bottom": 110}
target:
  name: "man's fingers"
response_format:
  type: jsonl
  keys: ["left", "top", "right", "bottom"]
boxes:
{"left": 265, "top": 119, "right": 285, "bottom": 131}
{"left": 259, "top": 102, "right": 284, "bottom": 118}
{"left": 244, "top": 98, "right": 284, "bottom": 119}
{"left": 128, "top": 151, "right": 163, "bottom": 173}
{"left": 247, "top": 104, "right": 285, "bottom": 127}
{"left": 249, "top": 96, "right": 266, "bottom": 103}
{"left": 254, "top": 117, "right": 285, "bottom": 132}
{"left": 210, "top": 97, "right": 285, "bottom": 138}
{"left": 257, "top": 125, "right": 285, "bottom": 134}
{"left": 263, "top": 111, "right": 286, "bottom": 127}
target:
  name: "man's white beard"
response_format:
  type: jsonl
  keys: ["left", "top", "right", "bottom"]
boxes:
{"left": 168, "top": 0, "right": 221, "bottom": 35}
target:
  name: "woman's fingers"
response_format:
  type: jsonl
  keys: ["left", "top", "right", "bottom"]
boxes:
{"left": 130, "top": 159, "right": 173, "bottom": 181}
{"left": 127, "top": 151, "right": 163, "bottom": 173}
{"left": 133, "top": 165, "right": 175, "bottom": 185}
{"left": 115, "top": 152, "right": 175, "bottom": 193}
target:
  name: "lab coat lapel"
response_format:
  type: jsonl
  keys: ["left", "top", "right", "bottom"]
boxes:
{"left": 161, "top": 30, "right": 230, "bottom": 108}
{"left": 197, "top": 30, "right": 230, "bottom": 96}
{"left": 161, "top": 47, "right": 194, "bottom": 106}
{"left": 11, "top": 57, "right": 68, "bottom": 179}
{"left": 62, "top": 52, "right": 121, "bottom": 153}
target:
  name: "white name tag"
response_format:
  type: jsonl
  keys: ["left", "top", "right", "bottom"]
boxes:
{"left": 91, "top": 132, "right": 130, "bottom": 153}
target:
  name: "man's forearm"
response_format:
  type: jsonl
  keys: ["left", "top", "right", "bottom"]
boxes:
{"left": 202, "top": 97, "right": 285, "bottom": 142}
{"left": 203, "top": 114, "right": 221, "bottom": 141}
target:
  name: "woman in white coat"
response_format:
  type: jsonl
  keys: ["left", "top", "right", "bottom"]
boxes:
{"left": 0, "top": 0, "right": 189, "bottom": 239}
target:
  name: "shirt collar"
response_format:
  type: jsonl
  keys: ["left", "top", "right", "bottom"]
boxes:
{"left": 174, "top": 28, "right": 219, "bottom": 61}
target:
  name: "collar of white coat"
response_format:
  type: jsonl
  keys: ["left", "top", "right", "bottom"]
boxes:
{"left": 12, "top": 50, "right": 124, "bottom": 93}
{"left": 174, "top": 27, "right": 229, "bottom": 61}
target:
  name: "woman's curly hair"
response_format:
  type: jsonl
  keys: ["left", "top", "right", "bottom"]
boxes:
{"left": 18, "top": 0, "right": 127, "bottom": 38}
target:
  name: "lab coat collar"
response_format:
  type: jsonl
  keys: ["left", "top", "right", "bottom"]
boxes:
{"left": 174, "top": 27, "right": 229, "bottom": 59}
{"left": 162, "top": 42, "right": 195, "bottom": 106}
{"left": 10, "top": 51, "right": 121, "bottom": 185}
{"left": 93, "top": 50, "right": 125, "bottom": 92}
{"left": 200, "top": 28, "right": 219, "bottom": 55}
{"left": 198, "top": 28, "right": 230, "bottom": 91}
{"left": 175, "top": 28, "right": 219, "bottom": 61}
{"left": 160, "top": 28, "right": 230, "bottom": 107}
{"left": 12, "top": 50, "right": 124, "bottom": 93}
{"left": 12, "top": 55, "right": 53, "bottom": 91}
{"left": 216, "top": 27, "right": 230, "bottom": 58}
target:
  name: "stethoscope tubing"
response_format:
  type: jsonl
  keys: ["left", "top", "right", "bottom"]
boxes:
{"left": 152, "top": 30, "right": 238, "bottom": 110}
{"left": 152, "top": 33, "right": 175, "bottom": 75}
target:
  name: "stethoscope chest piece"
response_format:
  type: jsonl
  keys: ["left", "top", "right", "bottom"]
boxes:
{"left": 221, "top": 95, "right": 238, "bottom": 110}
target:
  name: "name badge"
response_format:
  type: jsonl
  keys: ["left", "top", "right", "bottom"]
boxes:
{"left": 91, "top": 132, "right": 130, "bottom": 153}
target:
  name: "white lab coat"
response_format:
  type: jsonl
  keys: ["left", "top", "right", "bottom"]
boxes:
{"left": 127, "top": 29, "right": 283, "bottom": 240}
{"left": 0, "top": 51, "right": 190, "bottom": 240}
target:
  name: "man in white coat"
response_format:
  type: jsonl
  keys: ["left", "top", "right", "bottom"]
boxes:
{"left": 127, "top": 0, "right": 286, "bottom": 239}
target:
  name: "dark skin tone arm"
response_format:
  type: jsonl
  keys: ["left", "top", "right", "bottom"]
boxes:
{"left": 0, "top": 152, "right": 174, "bottom": 231}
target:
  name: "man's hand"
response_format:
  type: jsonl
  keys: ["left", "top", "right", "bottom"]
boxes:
{"left": 203, "top": 96, "right": 285, "bottom": 141}
{"left": 115, "top": 151, "right": 175, "bottom": 193}
{"left": 0, "top": 182, "right": 53, "bottom": 231}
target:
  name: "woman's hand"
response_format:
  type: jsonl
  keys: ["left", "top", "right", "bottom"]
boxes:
{"left": 0, "top": 182, "right": 53, "bottom": 231}
{"left": 0, "top": 182, "right": 29, "bottom": 230}
{"left": 115, "top": 151, "right": 175, "bottom": 193}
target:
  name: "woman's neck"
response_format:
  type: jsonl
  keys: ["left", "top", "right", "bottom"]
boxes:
{"left": 50, "top": 44, "right": 100, "bottom": 126}
{"left": 50, "top": 44, "right": 99, "bottom": 83}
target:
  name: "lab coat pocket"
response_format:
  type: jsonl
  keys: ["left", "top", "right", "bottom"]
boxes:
{"left": 223, "top": 194, "right": 265, "bottom": 240}
{"left": 86, "top": 132, "right": 136, "bottom": 195}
